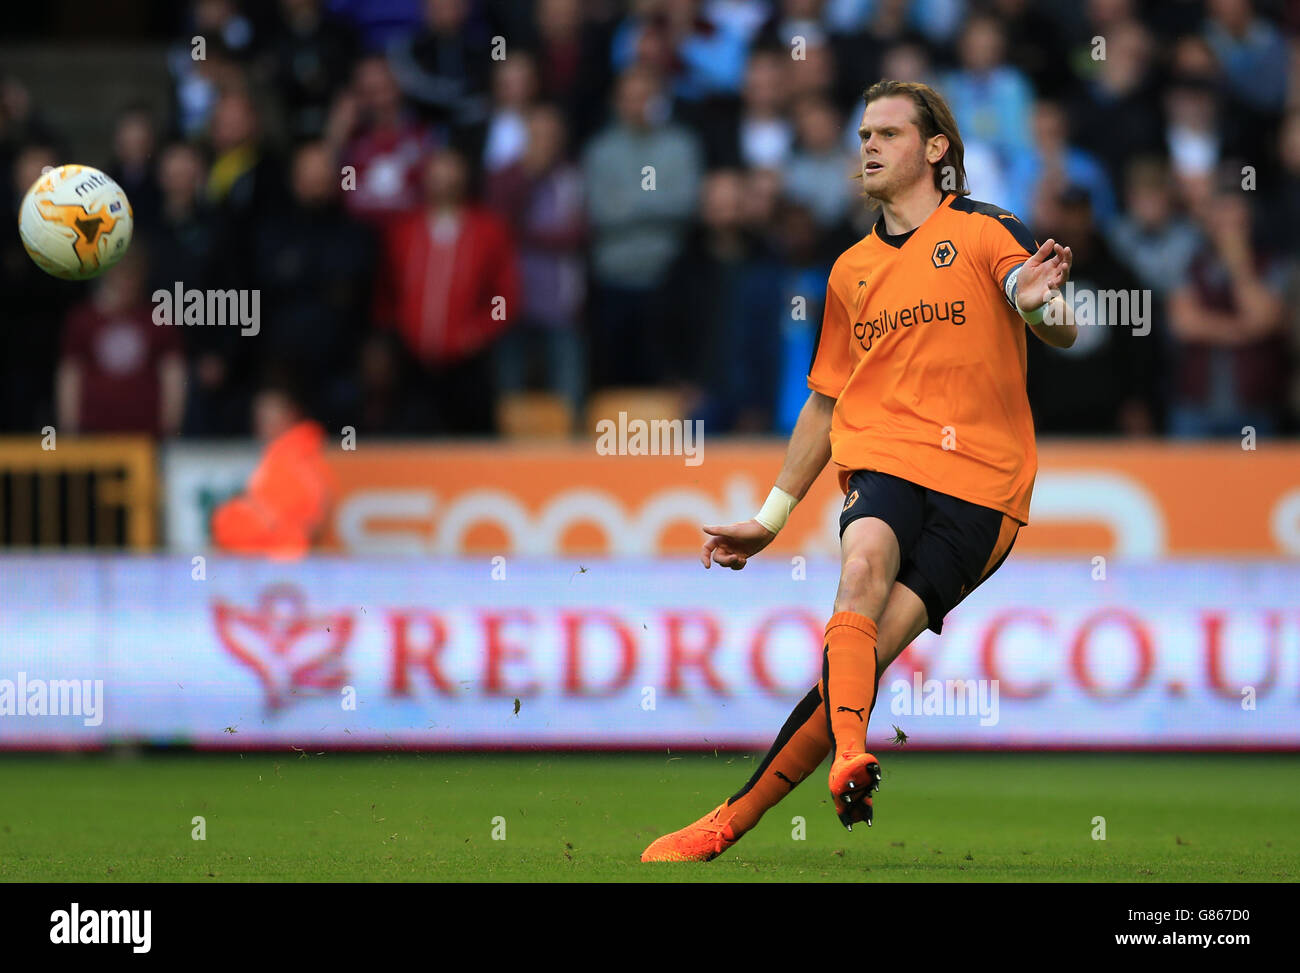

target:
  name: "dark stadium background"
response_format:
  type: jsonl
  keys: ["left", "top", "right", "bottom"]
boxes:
{"left": 1, "top": 0, "right": 1296, "bottom": 440}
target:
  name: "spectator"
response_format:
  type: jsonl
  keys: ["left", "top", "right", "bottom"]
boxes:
{"left": 145, "top": 142, "right": 245, "bottom": 436}
{"left": 386, "top": 0, "right": 491, "bottom": 140}
{"left": 532, "top": 0, "right": 616, "bottom": 145}
{"left": 0, "top": 76, "right": 63, "bottom": 191}
{"left": 1166, "top": 178, "right": 1288, "bottom": 437}
{"left": 900, "top": 0, "right": 967, "bottom": 47}
{"left": 56, "top": 250, "right": 185, "bottom": 437}
{"left": 167, "top": 0, "right": 257, "bottom": 138}
{"left": 194, "top": 0, "right": 257, "bottom": 55}
{"left": 822, "top": 0, "right": 911, "bottom": 107}
{"left": 1026, "top": 187, "right": 1157, "bottom": 435}
{"left": 1165, "top": 78, "right": 1222, "bottom": 193}
{"left": 1066, "top": 0, "right": 1138, "bottom": 77}
{"left": 1107, "top": 157, "right": 1200, "bottom": 298}
{"left": 205, "top": 89, "right": 284, "bottom": 290}
{"left": 374, "top": 148, "right": 519, "bottom": 434}
{"left": 328, "top": 330, "right": 431, "bottom": 434}
{"left": 878, "top": 38, "right": 934, "bottom": 87}
{"left": 705, "top": 47, "right": 793, "bottom": 171}
{"left": 1261, "top": 109, "right": 1300, "bottom": 256}
{"left": 106, "top": 105, "right": 161, "bottom": 231}
{"left": 709, "top": 0, "right": 772, "bottom": 46}
{"left": 0, "top": 144, "right": 77, "bottom": 432}
{"left": 742, "top": 164, "right": 786, "bottom": 248}
{"left": 784, "top": 95, "right": 856, "bottom": 231}
{"left": 486, "top": 103, "right": 586, "bottom": 416}
{"left": 483, "top": 52, "right": 539, "bottom": 173}
{"left": 253, "top": 140, "right": 375, "bottom": 416}
{"left": 583, "top": 65, "right": 702, "bottom": 387}
{"left": 1019, "top": 99, "right": 1116, "bottom": 231}
{"left": 1206, "top": 0, "right": 1289, "bottom": 187}
{"left": 673, "top": 168, "right": 782, "bottom": 431}
{"left": 211, "top": 374, "right": 334, "bottom": 559}
{"left": 1262, "top": 107, "right": 1299, "bottom": 430}
{"left": 764, "top": 0, "right": 830, "bottom": 49}
{"left": 785, "top": 30, "right": 837, "bottom": 103}
{"left": 327, "top": 55, "right": 441, "bottom": 227}
{"left": 611, "top": 0, "right": 751, "bottom": 103}
{"left": 990, "top": 0, "right": 1071, "bottom": 99}
{"left": 271, "top": 0, "right": 360, "bottom": 141}
{"left": 772, "top": 198, "right": 835, "bottom": 434}
{"left": 1066, "top": 18, "right": 1163, "bottom": 189}
{"left": 1170, "top": 30, "right": 1219, "bottom": 82}
{"left": 148, "top": 143, "right": 218, "bottom": 295}
{"left": 1204, "top": 0, "right": 1289, "bottom": 116}
{"left": 942, "top": 13, "right": 1034, "bottom": 161}
{"left": 325, "top": 0, "right": 425, "bottom": 53}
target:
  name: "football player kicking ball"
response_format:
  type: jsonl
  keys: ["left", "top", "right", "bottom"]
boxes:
{"left": 642, "top": 80, "right": 1077, "bottom": 862}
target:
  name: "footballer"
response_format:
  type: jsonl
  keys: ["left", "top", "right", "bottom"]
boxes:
{"left": 642, "top": 80, "right": 1077, "bottom": 862}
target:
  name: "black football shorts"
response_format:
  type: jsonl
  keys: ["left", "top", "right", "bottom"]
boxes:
{"left": 838, "top": 469, "right": 1020, "bottom": 634}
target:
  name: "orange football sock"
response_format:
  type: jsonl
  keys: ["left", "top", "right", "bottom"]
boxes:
{"left": 722, "top": 684, "right": 831, "bottom": 834}
{"left": 820, "top": 611, "right": 880, "bottom": 756}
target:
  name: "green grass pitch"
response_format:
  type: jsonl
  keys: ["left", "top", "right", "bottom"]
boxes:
{"left": 0, "top": 752, "right": 1295, "bottom": 882}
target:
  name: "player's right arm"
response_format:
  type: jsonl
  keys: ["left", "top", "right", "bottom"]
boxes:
{"left": 701, "top": 390, "right": 835, "bottom": 570}
{"left": 774, "top": 390, "right": 835, "bottom": 498}
{"left": 701, "top": 263, "right": 853, "bottom": 571}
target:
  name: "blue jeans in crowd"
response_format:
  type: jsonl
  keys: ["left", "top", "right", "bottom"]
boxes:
{"left": 493, "top": 321, "right": 585, "bottom": 418}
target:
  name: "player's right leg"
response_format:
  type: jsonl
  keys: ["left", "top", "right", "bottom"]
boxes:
{"left": 639, "top": 684, "right": 828, "bottom": 862}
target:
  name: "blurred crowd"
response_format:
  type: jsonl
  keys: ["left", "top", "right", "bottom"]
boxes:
{"left": 1, "top": 0, "right": 1298, "bottom": 440}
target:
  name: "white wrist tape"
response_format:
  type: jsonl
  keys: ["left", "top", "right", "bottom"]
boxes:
{"left": 1018, "top": 301, "right": 1047, "bottom": 325}
{"left": 754, "top": 486, "right": 798, "bottom": 535}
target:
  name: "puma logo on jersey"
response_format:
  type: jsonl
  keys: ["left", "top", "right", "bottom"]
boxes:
{"left": 836, "top": 705, "right": 867, "bottom": 722}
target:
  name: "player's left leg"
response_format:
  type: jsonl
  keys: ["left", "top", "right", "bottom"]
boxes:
{"left": 820, "top": 508, "right": 913, "bottom": 827}
{"left": 823, "top": 577, "right": 929, "bottom": 828}
{"left": 827, "top": 491, "right": 1020, "bottom": 829}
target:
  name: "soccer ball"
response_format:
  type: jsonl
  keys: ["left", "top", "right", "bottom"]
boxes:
{"left": 17, "top": 164, "right": 134, "bottom": 280}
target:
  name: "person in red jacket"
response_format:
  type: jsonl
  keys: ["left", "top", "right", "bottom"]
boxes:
{"left": 211, "top": 378, "right": 335, "bottom": 560}
{"left": 374, "top": 146, "right": 520, "bottom": 433}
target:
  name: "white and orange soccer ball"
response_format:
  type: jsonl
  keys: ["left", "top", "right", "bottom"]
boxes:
{"left": 17, "top": 164, "right": 134, "bottom": 280}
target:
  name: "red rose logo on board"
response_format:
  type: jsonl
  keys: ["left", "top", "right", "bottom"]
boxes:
{"left": 214, "top": 584, "right": 353, "bottom": 712}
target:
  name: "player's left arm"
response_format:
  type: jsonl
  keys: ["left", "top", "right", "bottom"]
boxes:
{"left": 986, "top": 212, "right": 1077, "bottom": 349}
{"left": 1015, "top": 238, "right": 1076, "bottom": 349}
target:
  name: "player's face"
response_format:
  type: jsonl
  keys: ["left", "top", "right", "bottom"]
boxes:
{"left": 857, "top": 96, "right": 935, "bottom": 201}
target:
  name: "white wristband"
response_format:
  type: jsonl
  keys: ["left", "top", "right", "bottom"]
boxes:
{"left": 754, "top": 486, "right": 798, "bottom": 535}
{"left": 1018, "top": 300, "right": 1047, "bottom": 325}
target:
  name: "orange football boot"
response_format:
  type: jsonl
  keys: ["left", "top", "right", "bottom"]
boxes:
{"left": 640, "top": 803, "right": 740, "bottom": 862}
{"left": 827, "top": 751, "right": 882, "bottom": 830}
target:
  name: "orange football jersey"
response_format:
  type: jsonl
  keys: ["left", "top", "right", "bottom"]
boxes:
{"left": 808, "top": 193, "right": 1040, "bottom": 523}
